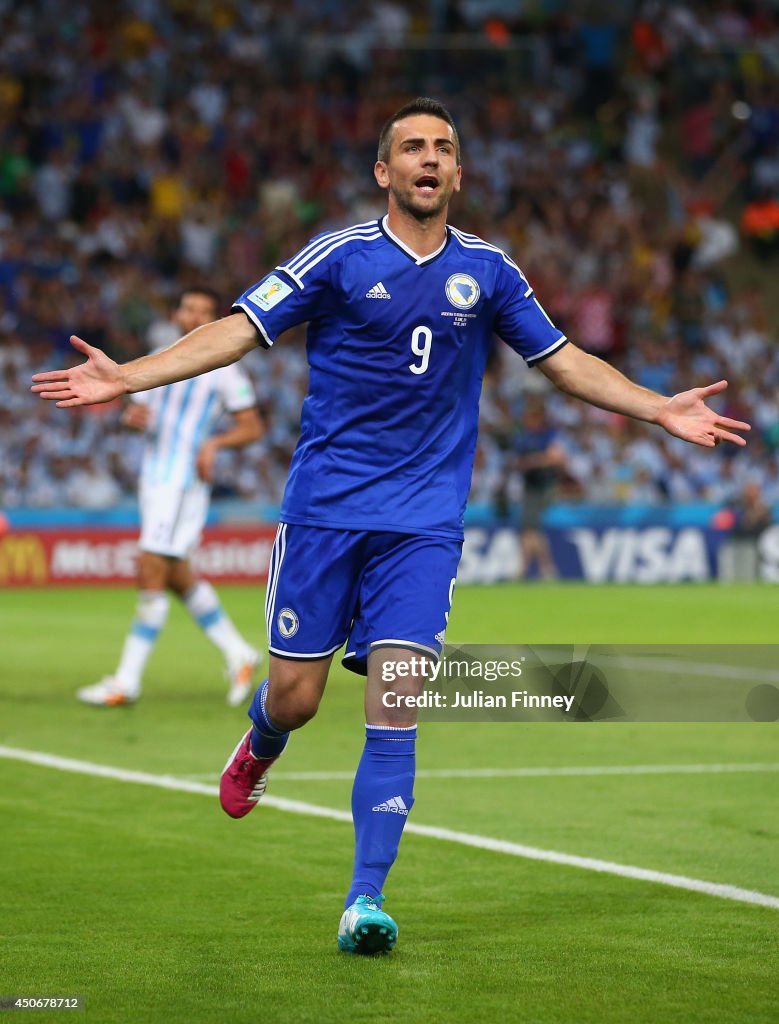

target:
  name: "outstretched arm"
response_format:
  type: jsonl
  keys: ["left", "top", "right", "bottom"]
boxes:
{"left": 539, "top": 343, "right": 750, "bottom": 448}
{"left": 32, "top": 313, "right": 258, "bottom": 408}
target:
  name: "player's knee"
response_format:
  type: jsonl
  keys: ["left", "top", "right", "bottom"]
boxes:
{"left": 137, "top": 552, "right": 168, "bottom": 591}
{"left": 268, "top": 687, "right": 322, "bottom": 730}
{"left": 168, "top": 560, "right": 196, "bottom": 596}
{"left": 279, "top": 697, "right": 321, "bottom": 730}
{"left": 267, "top": 661, "right": 327, "bottom": 730}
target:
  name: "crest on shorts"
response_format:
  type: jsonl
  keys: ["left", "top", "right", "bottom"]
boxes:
{"left": 445, "top": 273, "right": 480, "bottom": 310}
{"left": 277, "top": 607, "right": 300, "bottom": 638}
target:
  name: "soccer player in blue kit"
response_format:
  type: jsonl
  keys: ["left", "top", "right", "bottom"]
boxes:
{"left": 33, "top": 98, "right": 750, "bottom": 955}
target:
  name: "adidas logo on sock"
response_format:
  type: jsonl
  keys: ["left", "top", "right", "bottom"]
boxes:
{"left": 372, "top": 795, "right": 409, "bottom": 815}
{"left": 366, "top": 281, "right": 391, "bottom": 299}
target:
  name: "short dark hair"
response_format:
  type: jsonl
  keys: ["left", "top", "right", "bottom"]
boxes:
{"left": 176, "top": 286, "right": 221, "bottom": 315}
{"left": 377, "top": 97, "right": 460, "bottom": 164}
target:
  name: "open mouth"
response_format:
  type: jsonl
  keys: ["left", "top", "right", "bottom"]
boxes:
{"left": 415, "top": 175, "right": 439, "bottom": 193}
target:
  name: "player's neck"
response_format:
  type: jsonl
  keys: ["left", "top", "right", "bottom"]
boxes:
{"left": 384, "top": 205, "right": 448, "bottom": 258}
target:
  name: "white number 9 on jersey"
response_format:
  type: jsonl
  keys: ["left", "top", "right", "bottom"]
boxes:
{"left": 409, "top": 326, "right": 433, "bottom": 375}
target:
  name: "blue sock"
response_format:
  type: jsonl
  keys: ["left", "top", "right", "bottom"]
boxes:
{"left": 248, "top": 679, "right": 290, "bottom": 759}
{"left": 345, "top": 724, "right": 416, "bottom": 908}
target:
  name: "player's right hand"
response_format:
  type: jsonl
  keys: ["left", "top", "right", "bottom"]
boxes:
{"left": 196, "top": 439, "right": 218, "bottom": 483}
{"left": 121, "top": 403, "right": 151, "bottom": 430}
{"left": 31, "top": 335, "right": 126, "bottom": 408}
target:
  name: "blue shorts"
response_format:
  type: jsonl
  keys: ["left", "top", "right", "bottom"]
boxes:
{"left": 265, "top": 524, "right": 462, "bottom": 675}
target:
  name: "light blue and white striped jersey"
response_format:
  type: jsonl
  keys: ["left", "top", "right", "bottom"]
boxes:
{"left": 135, "top": 363, "right": 255, "bottom": 489}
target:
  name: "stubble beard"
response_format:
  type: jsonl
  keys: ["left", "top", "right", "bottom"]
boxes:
{"left": 391, "top": 182, "right": 452, "bottom": 222}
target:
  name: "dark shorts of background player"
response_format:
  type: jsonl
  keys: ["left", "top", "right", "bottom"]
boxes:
{"left": 521, "top": 487, "right": 553, "bottom": 530}
{"left": 265, "top": 524, "right": 463, "bottom": 676}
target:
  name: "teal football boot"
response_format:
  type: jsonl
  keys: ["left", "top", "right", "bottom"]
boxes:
{"left": 337, "top": 893, "right": 398, "bottom": 954}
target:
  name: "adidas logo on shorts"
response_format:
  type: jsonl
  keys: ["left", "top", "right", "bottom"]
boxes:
{"left": 366, "top": 281, "right": 391, "bottom": 299}
{"left": 372, "top": 795, "right": 409, "bottom": 815}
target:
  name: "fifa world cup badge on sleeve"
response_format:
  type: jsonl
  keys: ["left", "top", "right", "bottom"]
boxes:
{"left": 249, "top": 275, "right": 293, "bottom": 311}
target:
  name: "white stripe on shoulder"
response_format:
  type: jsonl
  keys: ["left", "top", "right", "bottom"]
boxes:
{"left": 449, "top": 226, "right": 526, "bottom": 280}
{"left": 532, "top": 295, "right": 556, "bottom": 327}
{"left": 450, "top": 226, "right": 521, "bottom": 267}
{"left": 278, "top": 265, "right": 304, "bottom": 289}
{"left": 292, "top": 230, "right": 382, "bottom": 280}
{"left": 285, "top": 221, "right": 379, "bottom": 274}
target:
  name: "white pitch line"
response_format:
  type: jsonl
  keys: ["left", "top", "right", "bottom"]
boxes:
{"left": 1, "top": 745, "right": 777, "bottom": 911}
{"left": 180, "top": 763, "right": 779, "bottom": 783}
{"left": 604, "top": 654, "right": 779, "bottom": 683}
{"left": 529, "top": 648, "right": 779, "bottom": 684}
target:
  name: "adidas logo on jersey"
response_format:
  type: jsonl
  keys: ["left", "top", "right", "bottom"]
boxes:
{"left": 366, "top": 281, "right": 391, "bottom": 299}
{"left": 372, "top": 795, "right": 409, "bottom": 815}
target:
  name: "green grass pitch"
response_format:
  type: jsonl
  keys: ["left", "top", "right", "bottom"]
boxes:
{"left": 1, "top": 583, "right": 777, "bottom": 1024}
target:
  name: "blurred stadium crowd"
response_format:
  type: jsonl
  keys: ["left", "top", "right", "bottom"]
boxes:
{"left": 1, "top": 0, "right": 779, "bottom": 514}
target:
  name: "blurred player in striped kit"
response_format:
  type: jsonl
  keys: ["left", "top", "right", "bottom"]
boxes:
{"left": 76, "top": 288, "right": 264, "bottom": 708}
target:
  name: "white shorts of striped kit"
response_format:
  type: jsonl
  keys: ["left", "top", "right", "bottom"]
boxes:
{"left": 139, "top": 480, "right": 210, "bottom": 559}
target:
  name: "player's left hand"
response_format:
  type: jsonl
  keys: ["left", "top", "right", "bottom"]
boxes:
{"left": 31, "top": 335, "right": 125, "bottom": 407}
{"left": 196, "top": 440, "right": 218, "bottom": 482}
{"left": 656, "top": 380, "right": 750, "bottom": 448}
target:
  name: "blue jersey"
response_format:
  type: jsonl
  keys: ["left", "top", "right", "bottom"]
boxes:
{"left": 233, "top": 216, "right": 567, "bottom": 538}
